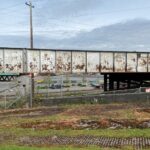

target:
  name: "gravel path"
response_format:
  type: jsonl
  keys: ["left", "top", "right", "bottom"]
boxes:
{"left": 20, "top": 136, "right": 150, "bottom": 149}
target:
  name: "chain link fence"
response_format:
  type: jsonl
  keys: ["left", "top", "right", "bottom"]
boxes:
{"left": 1, "top": 74, "right": 150, "bottom": 108}
{"left": 34, "top": 74, "right": 103, "bottom": 100}
{"left": 0, "top": 76, "right": 31, "bottom": 109}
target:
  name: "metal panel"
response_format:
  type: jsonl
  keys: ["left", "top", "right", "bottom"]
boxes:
{"left": 127, "top": 53, "right": 137, "bottom": 72}
{"left": 27, "top": 50, "right": 40, "bottom": 73}
{"left": 72, "top": 52, "right": 86, "bottom": 73}
{"left": 137, "top": 53, "right": 148, "bottom": 72}
{"left": 41, "top": 51, "right": 55, "bottom": 73}
{"left": 23, "top": 49, "right": 27, "bottom": 72}
{"left": 4, "top": 49, "right": 23, "bottom": 73}
{"left": 101, "top": 52, "right": 113, "bottom": 72}
{"left": 0, "top": 50, "right": 3, "bottom": 72}
{"left": 56, "top": 51, "right": 71, "bottom": 73}
{"left": 114, "top": 53, "right": 126, "bottom": 72}
{"left": 87, "top": 52, "right": 100, "bottom": 72}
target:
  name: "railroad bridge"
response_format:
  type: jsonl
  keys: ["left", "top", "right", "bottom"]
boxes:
{"left": 0, "top": 47, "right": 150, "bottom": 91}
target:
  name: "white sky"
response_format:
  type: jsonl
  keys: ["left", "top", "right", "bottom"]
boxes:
{"left": 0, "top": 0, "right": 150, "bottom": 50}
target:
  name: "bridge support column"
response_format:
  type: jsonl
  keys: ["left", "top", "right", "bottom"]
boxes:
{"left": 127, "top": 80, "right": 131, "bottom": 88}
{"left": 117, "top": 80, "right": 120, "bottom": 90}
{"left": 102, "top": 73, "right": 150, "bottom": 91}
{"left": 104, "top": 74, "right": 108, "bottom": 91}
{"left": 109, "top": 74, "right": 114, "bottom": 91}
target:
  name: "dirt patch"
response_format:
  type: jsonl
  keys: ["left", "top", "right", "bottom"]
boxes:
{"left": 20, "top": 119, "right": 150, "bottom": 130}
{"left": 63, "top": 104, "right": 133, "bottom": 116}
{"left": 0, "top": 107, "right": 66, "bottom": 118}
{"left": 134, "top": 108, "right": 150, "bottom": 120}
{"left": 136, "top": 108, "right": 150, "bottom": 113}
{"left": 20, "top": 120, "right": 76, "bottom": 130}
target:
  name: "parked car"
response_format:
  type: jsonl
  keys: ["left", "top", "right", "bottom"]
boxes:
{"left": 50, "top": 84, "right": 62, "bottom": 89}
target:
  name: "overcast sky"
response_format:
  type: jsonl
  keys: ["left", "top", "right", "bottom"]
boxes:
{"left": 0, "top": 0, "right": 150, "bottom": 51}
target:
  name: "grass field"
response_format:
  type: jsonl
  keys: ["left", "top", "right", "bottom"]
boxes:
{"left": 0, "top": 145, "right": 143, "bottom": 150}
{"left": 0, "top": 103, "right": 149, "bottom": 149}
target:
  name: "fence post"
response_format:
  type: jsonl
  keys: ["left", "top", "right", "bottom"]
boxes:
{"left": 4, "top": 90, "right": 7, "bottom": 109}
{"left": 29, "top": 77, "right": 32, "bottom": 108}
{"left": 139, "top": 87, "right": 141, "bottom": 93}
{"left": 60, "top": 74, "right": 63, "bottom": 97}
{"left": 146, "top": 93, "right": 149, "bottom": 106}
{"left": 29, "top": 73, "right": 34, "bottom": 108}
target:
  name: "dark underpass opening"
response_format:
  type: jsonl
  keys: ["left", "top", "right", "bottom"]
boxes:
{"left": 102, "top": 73, "right": 150, "bottom": 91}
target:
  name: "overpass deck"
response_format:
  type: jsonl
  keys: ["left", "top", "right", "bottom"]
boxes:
{"left": 0, "top": 47, "right": 150, "bottom": 90}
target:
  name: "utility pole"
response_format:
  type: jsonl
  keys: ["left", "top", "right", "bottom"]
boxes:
{"left": 25, "top": 1, "right": 34, "bottom": 49}
{"left": 26, "top": 1, "right": 34, "bottom": 108}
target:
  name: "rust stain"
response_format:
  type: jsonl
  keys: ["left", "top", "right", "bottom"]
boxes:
{"left": 28, "top": 51, "right": 40, "bottom": 72}
{"left": 87, "top": 52, "right": 99, "bottom": 72}
{"left": 127, "top": 67, "right": 136, "bottom": 72}
{"left": 101, "top": 66, "right": 113, "bottom": 71}
{"left": 137, "top": 54, "right": 147, "bottom": 64}
{"left": 96, "top": 65, "right": 100, "bottom": 71}
{"left": 5, "top": 63, "right": 22, "bottom": 70}
{"left": 75, "top": 64, "right": 85, "bottom": 70}
{"left": 42, "top": 64, "right": 49, "bottom": 71}
{"left": 127, "top": 53, "right": 137, "bottom": 72}
{"left": 56, "top": 52, "right": 71, "bottom": 72}
{"left": 41, "top": 52, "right": 55, "bottom": 72}
{"left": 29, "top": 62, "right": 37, "bottom": 70}
{"left": 101, "top": 62, "right": 113, "bottom": 71}
{"left": 72, "top": 52, "right": 86, "bottom": 72}
{"left": 4, "top": 50, "right": 22, "bottom": 72}
{"left": 114, "top": 53, "right": 125, "bottom": 72}
{"left": 139, "top": 59, "right": 147, "bottom": 66}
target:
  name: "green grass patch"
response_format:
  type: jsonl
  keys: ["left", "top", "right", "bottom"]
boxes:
{"left": 0, "top": 145, "right": 142, "bottom": 150}
{"left": 0, "top": 127, "right": 150, "bottom": 138}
